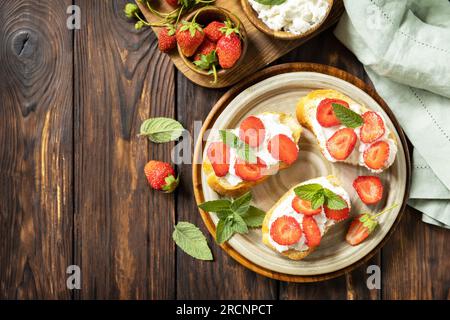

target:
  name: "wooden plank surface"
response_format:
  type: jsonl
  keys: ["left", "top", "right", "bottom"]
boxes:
{"left": 0, "top": 0, "right": 73, "bottom": 299}
{"left": 0, "top": 0, "right": 449, "bottom": 300}
{"left": 175, "top": 82, "right": 278, "bottom": 299}
{"left": 138, "top": 0, "right": 344, "bottom": 88}
{"left": 73, "top": 0, "right": 176, "bottom": 299}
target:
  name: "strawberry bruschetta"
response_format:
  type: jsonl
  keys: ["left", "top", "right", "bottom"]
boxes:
{"left": 203, "top": 112, "right": 302, "bottom": 197}
{"left": 262, "top": 176, "right": 351, "bottom": 260}
{"left": 296, "top": 89, "right": 397, "bottom": 173}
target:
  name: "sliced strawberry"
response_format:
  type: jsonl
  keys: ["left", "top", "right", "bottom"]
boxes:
{"left": 302, "top": 216, "right": 321, "bottom": 248}
{"left": 292, "top": 197, "right": 322, "bottom": 216}
{"left": 234, "top": 157, "right": 267, "bottom": 182}
{"left": 270, "top": 216, "right": 302, "bottom": 246}
{"left": 363, "top": 141, "right": 390, "bottom": 170}
{"left": 268, "top": 134, "right": 299, "bottom": 165}
{"left": 207, "top": 142, "right": 230, "bottom": 177}
{"left": 239, "top": 116, "right": 265, "bottom": 147}
{"left": 353, "top": 176, "right": 384, "bottom": 205}
{"left": 316, "top": 99, "right": 350, "bottom": 127}
{"left": 346, "top": 215, "right": 371, "bottom": 246}
{"left": 325, "top": 206, "right": 350, "bottom": 222}
{"left": 360, "top": 112, "right": 385, "bottom": 143}
{"left": 326, "top": 128, "right": 357, "bottom": 160}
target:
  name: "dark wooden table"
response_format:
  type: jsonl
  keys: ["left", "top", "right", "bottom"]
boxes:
{"left": 1, "top": 0, "right": 449, "bottom": 300}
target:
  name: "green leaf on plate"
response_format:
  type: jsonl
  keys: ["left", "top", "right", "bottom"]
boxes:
{"left": 240, "top": 206, "right": 266, "bottom": 228}
{"left": 332, "top": 103, "right": 363, "bottom": 129}
{"left": 294, "top": 183, "right": 324, "bottom": 201}
{"left": 324, "top": 189, "right": 348, "bottom": 210}
{"left": 253, "top": 0, "right": 287, "bottom": 5}
{"left": 231, "top": 192, "right": 252, "bottom": 215}
{"left": 198, "top": 199, "right": 232, "bottom": 212}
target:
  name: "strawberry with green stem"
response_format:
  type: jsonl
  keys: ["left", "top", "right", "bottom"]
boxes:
{"left": 176, "top": 10, "right": 205, "bottom": 57}
{"left": 216, "top": 19, "right": 243, "bottom": 69}
{"left": 158, "top": 24, "right": 177, "bottom": 53}
{"left": 144, "top": 160, "right": 179, "bottom": 193}
{"left": 346, "top": 204, "right": 399, "bottom": 246}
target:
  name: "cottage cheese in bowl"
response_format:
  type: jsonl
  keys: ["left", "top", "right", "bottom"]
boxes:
{"left": 248, "top": 0, "right": 330, "bottom": 35}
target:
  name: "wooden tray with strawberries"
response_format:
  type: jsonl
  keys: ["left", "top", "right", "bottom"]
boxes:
{"left": 136, "top": 0, "right": 345, "bottom": 88}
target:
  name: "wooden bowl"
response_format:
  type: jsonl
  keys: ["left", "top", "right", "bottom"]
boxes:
{"left": 178, "top": 6, "right": 248, "bottom": 81}
{"left": 241, "top": 0, "right": 334, "bottom": 40}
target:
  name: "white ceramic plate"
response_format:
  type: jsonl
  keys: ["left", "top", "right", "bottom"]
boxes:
{"left": 200, "top": 72, "right": 408, "bottom": 276}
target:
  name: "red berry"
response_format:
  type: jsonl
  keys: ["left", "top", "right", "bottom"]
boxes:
{"left": 353, "top": 176, "right": 384, "bottom": 205}
{"left": 326, "top": 128, "right": 357, "bottom": 161}
{"left": 207, "top": 142, "right": 230, "bottom": 177}
{"left": 158, "top": 26, "right": 177, "bottom": 53}
{"left": 216, "top": 33, "right": 242, "bottom": 69}
{"left": 166, "top": 0, "right": 179, "bottom": 7}
{"left": 292, "top": 197, "right": 322, "bottom": 216}
{"left": 346, "top": 215, "right": 371, "bottom": 246}
{"left": 302, "top": 216, "right": 321, "bottom": 248}
{"left": 316, "top": 99, "right": 350, "bottom": 127}
{"left": 176, "top": 21, "right": 205, "bottom": 57}
{"left": 204, "top": 21, "right": 226, "bottom": 42}
{"left": 144, "top": 161, "right": 179, "bottom": 192}
{"left": 267, "top": 134, "right": 299, "bottom": 165}
{"left": 360, "top": 112, "right": 385, "bottom": 143}
{"left": 234, "top": 157, "right": 267, "bottom": 182}
{"left": 363, "top": 141, "right": 390, "bottom": 170}
{"left": 194, "top": 39, "right": 216, "bottom": 61}
{"left": 270, "top": 216, "right": 302, "bottom": 246}
{"left": 239, "top": 116, "right": 266, "bottom": 148}
{"left": 324, "top": 205, "right": 350, "bottom": 222}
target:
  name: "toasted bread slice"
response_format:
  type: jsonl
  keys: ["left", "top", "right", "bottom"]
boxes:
{"left": 262, "top": 175, "right": 350, "bottom": 260}
{"left": 203, "top": 112, "right": 302, "bottom": 198}
{"left": 296, "top": 89, "right": 397, "bottom": 171}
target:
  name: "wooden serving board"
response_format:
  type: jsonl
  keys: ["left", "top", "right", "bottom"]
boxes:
{"left": 137, "top": 0, "right": 344, "bottom": 88}
{"left": 192, "top": 63, "right": 411, "bottom": 282}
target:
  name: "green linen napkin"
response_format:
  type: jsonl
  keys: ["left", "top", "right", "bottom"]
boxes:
{"left": 334, "top": 0, "right": 450, "bottom": 228}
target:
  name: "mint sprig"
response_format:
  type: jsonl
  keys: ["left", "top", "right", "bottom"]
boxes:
{"left": 294, "top": 184, "right": 348, "bottom": 210}
{"left": 332, "top": 103, "right": 363, "bottom": 129}
{"left": 198, "top": 192, "right": 265, "bottom": 244}
{"left": 220, "top": 130, "right": 257, "bottom": 163}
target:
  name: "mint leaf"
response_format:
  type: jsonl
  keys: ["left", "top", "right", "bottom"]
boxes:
{"left": 240, "top": 206, "right": 265, "bottom": 228}
{"left": 140, "top": 118, "right": 185, "bottom": 143}
{"left": 173, "top": 222, "right": 213, "bottom": 261}
{"left": 194, "top": 51, "right": 218, "bottom": 70}
{"left": 216, "top": 218, "right": 235, "bottom": 244}
{"left": 232, "top": 213, "right": 249, "bottom": 234}
{"left": 332, "top": 103, "right": 363, "bottom": 129}
{"left": 231, "top": 192, "right": 252, "bottom": 215}
{"left": 220, "top": 130, "right": 240, "bottom": 149}
{"left": 220, "top": 130, "right": 256, "bottom": 163}
{"left": 311, "top": 191, "right": 325, "bottom": 210}
{"left": 294, "top": 184, "right": 324, "bottom": 201}
{"left": 216, "top": 209, "right": 234, "bottom": 220}
{"left": 324, "top": 189, "right": 348, "bottom": 210}
{"left": 254, "top": 0, "right": 287, "bottom": 5}
{"left": 198, "top": 199, "right": 232, "bottom": 212}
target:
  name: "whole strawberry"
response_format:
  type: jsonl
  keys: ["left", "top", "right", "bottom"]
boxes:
{"left": 166, "top": 0, "right": 179, "bottom": 7}
{"left": 204, "top": 21, "right": 226, "bottom": 42}
{"left": 216, "top": 33, "right": 242, "bottom": 69}
{"left": 158, "top": 25, "right": 177, "bottom": 53}
{"left": 194, "top": 39, "right": 216, "bottom": 61}
{"left": 144, "top": 161, "right": 179, "bottom": 193}
{"left": 346, "top": 204, "right": 398, "bottom": 246}
{"left": 176, "top": 20, "right": 205, "bottom": 57}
